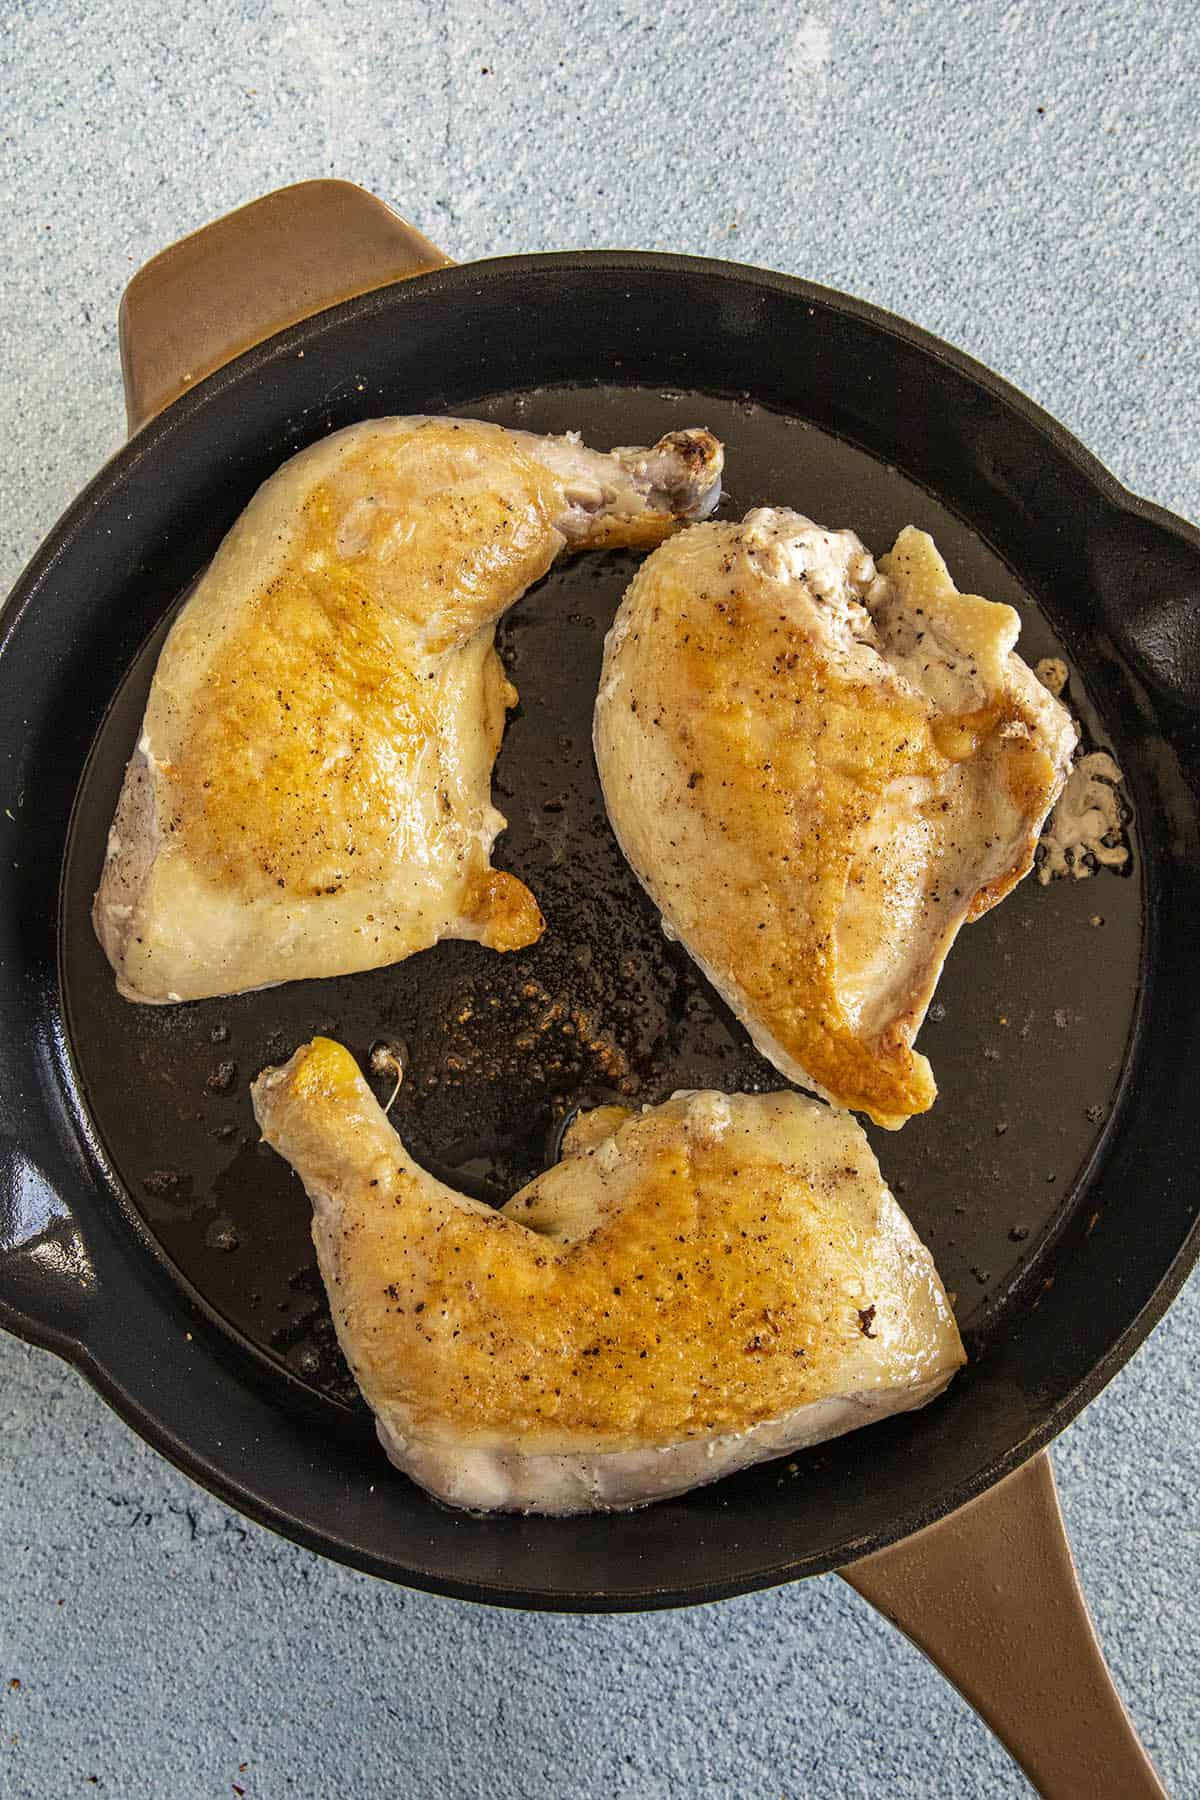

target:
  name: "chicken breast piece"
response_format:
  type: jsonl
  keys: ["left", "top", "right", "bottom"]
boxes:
{"left": 595, "top": 509, "right": 1075, "bottom": 1128}
{"left": 95, "top": 417, "right": 723, "bottom": 1003}
{"left": 251, "top": 1037, "right": 964, "bottom": 1515}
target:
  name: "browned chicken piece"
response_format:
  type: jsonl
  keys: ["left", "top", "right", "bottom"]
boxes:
{"left": 94, "top": 416, "right": 723, "bottom": 1003}
{"left": 252, "top": 1038, "right": 964, "bottom": 1514}
{"left": 595, "top": 509, "right": 1075, "bottom": 1128}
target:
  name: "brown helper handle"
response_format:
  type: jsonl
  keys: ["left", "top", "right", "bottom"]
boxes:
{"left": 119, "top": 179, "right": 452, "bottom": 433}
{"left": 841, "top": 1452, "right": 1167, "bottom": 1797}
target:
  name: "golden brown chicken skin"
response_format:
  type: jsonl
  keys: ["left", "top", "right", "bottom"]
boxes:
{"left": 252, "top": 1037, "right": 964, "bottom": 1514}
{"left": 94, "top": 416, "right": 722, "bottom": 1002}
{"left": 595, "top": 510, "right": 1074, "bottom": 1128}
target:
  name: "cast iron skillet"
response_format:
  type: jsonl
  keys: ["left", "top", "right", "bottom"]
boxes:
{"left": 2, "top": 183, "right": 1198, "bottom": 1793}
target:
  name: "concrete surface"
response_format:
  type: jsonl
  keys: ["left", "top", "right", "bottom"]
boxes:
{"left": 1, "top": 0, "right": 1197, "bottom": 1794}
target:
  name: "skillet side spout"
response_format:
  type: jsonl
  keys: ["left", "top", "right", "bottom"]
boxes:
{"left": 841, "top": 1452, "right": 1166, "bottom": 1799}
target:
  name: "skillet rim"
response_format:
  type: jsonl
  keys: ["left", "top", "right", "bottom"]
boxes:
{"left": 2, "top": 248, "right": 1198, "bottom": 1609}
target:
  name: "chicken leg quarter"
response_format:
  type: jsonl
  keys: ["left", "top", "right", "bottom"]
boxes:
{"left": 252, "top": 1038, "right": 965, "bottom": 1515}
{"left": 95, "top": 416, "right": 723, "bottom": 1003}
{"left": 595, "top": 509, "right": 1075, "bottom": 1128}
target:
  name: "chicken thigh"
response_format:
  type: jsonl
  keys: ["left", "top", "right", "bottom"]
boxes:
{"left": 252, "top": 1037, "right": 964, "bottom": 1514}
{"left": 95, "top": 417, "right": 723, "bottom": 1003}
{"left": 595, "top": 510, "right": 1074, "bottom": 1128}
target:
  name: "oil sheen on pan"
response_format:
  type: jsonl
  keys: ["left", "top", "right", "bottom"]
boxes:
{"left": 59, "top": 384, "right": 1141, "bottom": 1417}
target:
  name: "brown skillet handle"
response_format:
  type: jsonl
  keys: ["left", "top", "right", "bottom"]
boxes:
{"left": 840, "top": 1452, "right": 1167, "bottom": 1798}
{"left": 119, "top": 179, "right": 453, "bottom": 434}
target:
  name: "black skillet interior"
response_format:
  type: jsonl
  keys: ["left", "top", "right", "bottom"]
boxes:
{"left": 59, "top": 387, "right": 1143, "bottom": 1396}
{"left": 3, "top": 256, "right": 1200, "bottom": 1609}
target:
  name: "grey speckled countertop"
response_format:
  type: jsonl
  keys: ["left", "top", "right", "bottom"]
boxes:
{"left": 2, "top": 2, "right": 1198, "bottom": 1795}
